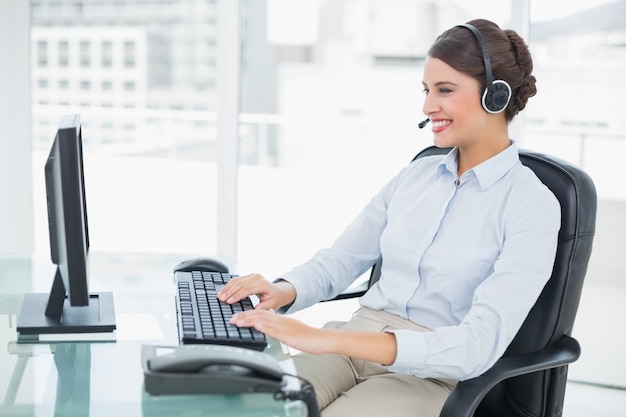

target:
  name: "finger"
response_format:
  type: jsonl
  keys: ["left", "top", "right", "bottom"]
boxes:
{"left": 229, "top": 310, "right": 262, "bottom": 328}
{"left": 218, "top": 274, "right": 261, "bottom": 302}
{"left": 254, "top": 298, "right": 280, "bottom": 311}
{"left": 230, "top": 309, "right": 276, "bottom": 329}
{"left": 219, "top": 274, "right": 255, "bottom": 295}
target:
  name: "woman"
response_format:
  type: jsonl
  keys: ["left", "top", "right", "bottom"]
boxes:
{"left": 219, "top": 19, "right": 561, "bottom": 417}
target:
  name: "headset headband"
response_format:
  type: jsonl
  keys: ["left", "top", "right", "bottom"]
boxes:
{"left": 456, "top": 23, "right": 494, "bottom": 90}
{"left": 455, "top": 23, "right": 511, "bottom": 114}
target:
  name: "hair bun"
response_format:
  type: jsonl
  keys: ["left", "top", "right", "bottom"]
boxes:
{"left": 503, "top": 29, "right": 537, "bottom": 118}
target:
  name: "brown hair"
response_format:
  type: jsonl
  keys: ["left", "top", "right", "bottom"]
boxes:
{"left": 428, "top": 19, "right": 537, "bottom": 122}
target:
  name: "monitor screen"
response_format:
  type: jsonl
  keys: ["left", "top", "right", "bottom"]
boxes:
{"left": 16, "top": 114, "right": 116, "bottom": 336}
{"left": 46, "top": 113, "right": 90, "bottom": 306}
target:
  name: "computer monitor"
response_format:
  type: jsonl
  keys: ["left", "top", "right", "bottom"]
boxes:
{"left": 16, "top": 114, "right": 116, "bottom": 336}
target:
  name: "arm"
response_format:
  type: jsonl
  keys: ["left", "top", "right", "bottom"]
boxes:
{"left": 220, "top": 273, "right": 399, "bottom": 364}
{"left": 216, "top": 197, "right": 388, "bottom": 312}
{"left": 230, "top": 309, "right": 398, "bottom": 365}
{"left": 278, "top": 165, "right": 418, "bottom": 312}
{"left": 221, "top": 165, "right": 417, "bottom": 313}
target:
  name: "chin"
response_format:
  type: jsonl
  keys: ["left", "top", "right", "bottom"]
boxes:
{"left": 433, "top": 136, "right": 455, "bottom": 149}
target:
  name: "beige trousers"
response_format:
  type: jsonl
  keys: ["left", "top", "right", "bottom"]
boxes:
{"left": 292, "top": 307, "right": 456, "bottom": 417}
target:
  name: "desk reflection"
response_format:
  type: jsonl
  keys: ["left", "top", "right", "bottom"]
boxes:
{"left": 6, "top": 342, "right": 93, "bottom": 417}
{"left": 5, "top": 340, "right": 303, "bottom": 417}
{"left": 53, "top": 344, "right": 91, "bottom": 416}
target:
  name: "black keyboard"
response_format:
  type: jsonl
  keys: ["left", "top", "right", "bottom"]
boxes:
{"left": 174, "top": 270, "right": 267, "bottom": 351}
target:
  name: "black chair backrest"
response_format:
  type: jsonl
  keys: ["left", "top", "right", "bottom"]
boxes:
{"left": 411, "top": 146, "right": 597, "bottom": 417}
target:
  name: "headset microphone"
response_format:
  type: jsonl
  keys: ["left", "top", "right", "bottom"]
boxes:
{"left": 418, "top": 118, "right": 430, "bottom": 129}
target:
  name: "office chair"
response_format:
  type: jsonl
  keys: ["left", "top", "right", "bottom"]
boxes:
{"left": 328, "top": 145, "right": 597, "bottom": 417}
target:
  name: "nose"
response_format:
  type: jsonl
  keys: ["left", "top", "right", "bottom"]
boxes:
{"left": 422, "top": 92, "right": 438, "bottom": 117}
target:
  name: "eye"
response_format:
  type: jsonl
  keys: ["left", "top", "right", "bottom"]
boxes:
{"left": 439, "top": 87, "right": 453, "bottom": 94}
{"left": 422, "top": 88, "right": 429, "bottom": 95}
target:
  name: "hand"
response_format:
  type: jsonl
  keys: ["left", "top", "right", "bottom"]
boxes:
{"left": 230, "top": 309, "right": 330, "bottom": 355}
{"left": 217, "top": 273, "right": 296, "bottom": 311}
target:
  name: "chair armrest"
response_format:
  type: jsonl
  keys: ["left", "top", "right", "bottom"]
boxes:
{"left": 321, "top": 281, "right": 369, "bottom": 302}
{"left": 439, "top": 335, "right": 581, "bottom": 417}
{"left": 321, "top": 260, "right": 382, "bottom": 302}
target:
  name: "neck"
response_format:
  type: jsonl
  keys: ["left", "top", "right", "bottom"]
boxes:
{"left": 457, "top": 135, "right": 510, "bottom": 177}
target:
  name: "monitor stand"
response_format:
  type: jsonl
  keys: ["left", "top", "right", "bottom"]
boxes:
{"left": 16, "top": 270, "right": 116, "bottom": 337}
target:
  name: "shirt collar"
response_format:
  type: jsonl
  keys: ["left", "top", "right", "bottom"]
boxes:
{"left": 437, "top": 141, "right": 520, "bottom": 191}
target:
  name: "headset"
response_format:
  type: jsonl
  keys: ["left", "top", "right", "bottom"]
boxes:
{"left": 456, "top": 23, "right": 512, "bottom": 114}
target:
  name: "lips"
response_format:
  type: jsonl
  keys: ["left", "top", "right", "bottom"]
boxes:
{"left": 431, "top": 119, "right": 451, "bottom": 132}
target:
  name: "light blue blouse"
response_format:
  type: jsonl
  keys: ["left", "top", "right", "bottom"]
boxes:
{"left": 281, "top": 142, "right": 561, "bottom": 380}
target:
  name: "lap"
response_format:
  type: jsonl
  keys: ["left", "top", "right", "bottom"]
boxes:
{"left": 292, "top": 308, "right": 455, "bottom": 416}
{"left": 321, "top": 373, "right": 452, "bottom": 417}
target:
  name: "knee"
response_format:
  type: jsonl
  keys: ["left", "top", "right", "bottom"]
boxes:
{"left": 291, "top": 353, "right": 356, "bottom": 410}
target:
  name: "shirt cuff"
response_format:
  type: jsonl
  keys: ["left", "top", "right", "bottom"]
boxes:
{"left": 272, "top": 278, "right": 300, "bottom": 314}
{"left": 384, "top": 328, "right": 429, "bottom": 377}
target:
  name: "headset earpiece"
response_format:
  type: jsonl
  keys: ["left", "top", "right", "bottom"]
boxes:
{"left": 482, "top": 79, "right": 512, "bottom": 114}
{"left": 456, "top": 24, "right": 512, "bottom": 115}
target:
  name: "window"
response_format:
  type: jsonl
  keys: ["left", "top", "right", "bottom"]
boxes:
{"left": 101, "top": 40, "right": 113, "bottom": 67}
{"left": 58, "top": 40, "right": 69, "bottom": 67}
{"left": 30, "top": 0, "right": 220, "bottom": 256}
{"left": 37, "top": 40, "right": 47, "bottom": 66}
{"left": 123, "top": 81, "right": 135, "bottom": 91}
{"left": 523, "top": 0, "right": 625, "bottom": 391}
{"left": 238, "top": 0, "right": 626, "bottom": 394}
{"left": 80, "top": 40, "right": 90, "bottom": 67}
{"left": 236, "top": 0, "right": 513, "bottom": 274}
{"left": 123, "top": 40, "right": 135, "bottom": 68}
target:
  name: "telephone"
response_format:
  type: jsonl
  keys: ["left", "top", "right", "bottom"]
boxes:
{"left": 142, "top": 344, "right": 285, "bottom": 396}
{"left": 142, "top": 344, "right": 321, "bottom": 417}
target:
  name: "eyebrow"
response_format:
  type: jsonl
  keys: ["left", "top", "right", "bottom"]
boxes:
{"left": 422, "top": 81, "right": 459, "bottom": 87}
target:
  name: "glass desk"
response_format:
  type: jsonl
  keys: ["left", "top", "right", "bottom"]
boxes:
{"left": 0, "top": 252, "right": 308, "bottom": 417}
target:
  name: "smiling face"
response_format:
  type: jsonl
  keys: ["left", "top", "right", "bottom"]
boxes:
{"left": 422, "top": 57, "right": 496, "bottom": 150}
